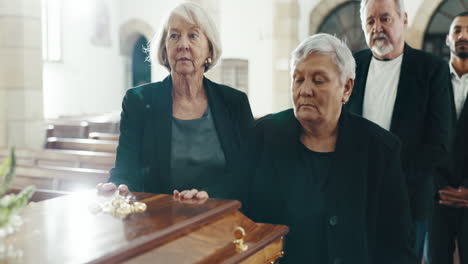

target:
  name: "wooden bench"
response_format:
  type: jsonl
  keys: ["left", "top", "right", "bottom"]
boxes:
{"left": 46, "top": 118, "right": 120, "bottom": 139}
{"left": 88, "top": 132, "right": 119, "bottom": 141}
{"left": 13, "top": 165, "right": 109, "bottom": 191}
{"left": 46, "top": 122, "right": 90, "bottom": 138}
{"left": 88, "top": 121, "right": 120, "bottom": 134}
{"left": 0, "top": 148, "right": 116, "bottom": 170}
{"left": 46, "top": 137, "right": 118, "bottom": 153}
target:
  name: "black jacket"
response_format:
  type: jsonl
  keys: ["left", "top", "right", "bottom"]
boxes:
{"left": 439, "top": 78, "right": 468, "bottom": 188}
{"left": 347, "top": 44, "right": 454, "bottom": 219}
{"left": 109, "top": 76, "right": 253, "bottom": 199}
{"left": 247, "top": 109, "right": 416, "bottom": 264}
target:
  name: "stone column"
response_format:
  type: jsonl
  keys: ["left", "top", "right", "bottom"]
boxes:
{"left": 0, "top": 0, "right": 45, "bottom": 149}
{"left": 272, "top": 0, "right": 299, "bottom": 111}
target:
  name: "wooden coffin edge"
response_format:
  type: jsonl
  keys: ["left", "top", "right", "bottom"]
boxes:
{"left": 243, "top": 237, "right": 285, "bottom": 264}
{"left": 88, "top": 199, "right": 242, "bottom": 264}
{"left": 202, "top": 223, "right": 289, "bottom": 264}
{"left": 227, "top": 224, "right": 289, "bottom": 264}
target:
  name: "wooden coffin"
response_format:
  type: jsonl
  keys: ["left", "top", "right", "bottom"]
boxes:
{"left": 2, "top": 191, "right": 289, "bottom": 264}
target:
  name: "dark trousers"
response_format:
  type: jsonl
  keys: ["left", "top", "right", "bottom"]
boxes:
{"left": 427, "top": 204, "right": 468, "bottom": 264}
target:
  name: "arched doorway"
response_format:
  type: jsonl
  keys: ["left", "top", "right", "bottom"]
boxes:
{"left": 119, "top": 19, "right": 154, "bottom": 90}
{"left": 317, "top": 1, "right": 366, "bottom": 51}
{"left": 131, "top": 36, "right": 151, "bottom": 86}
{"left": 423, "top": 0, "right": 468, "bottom": 60}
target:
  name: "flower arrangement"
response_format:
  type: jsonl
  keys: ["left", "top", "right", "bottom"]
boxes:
{"left": 0, "top": 149, "right": 35, "bottom": 238}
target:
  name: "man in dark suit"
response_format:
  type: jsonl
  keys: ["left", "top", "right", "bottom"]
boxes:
{"left": 428, "top": 11, "right": 468, "bottom": 264}
{"left": 347, "top": 0, "right": 453, "bottom": 260}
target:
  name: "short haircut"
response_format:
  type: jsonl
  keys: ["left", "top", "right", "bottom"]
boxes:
{"left": 454, "top": 11, "right": 468, "bottom": 20}
{"left": 290, "top": 33, "right": 356, "bottom": 83}
{"left": 149, "top": 2, "right": 222, "bottom": 72}
{"left": 360, "top": 0, "right": 406, "bottom": 23}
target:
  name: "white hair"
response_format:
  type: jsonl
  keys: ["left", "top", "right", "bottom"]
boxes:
{"left": 290, "top": 33, "right": 356, "bottom": 83}
{"left": 149, "top": 2, "right": 222, "bottom": 72}
{"left": 360, "top": 0, "right": 406, "bottom": 24}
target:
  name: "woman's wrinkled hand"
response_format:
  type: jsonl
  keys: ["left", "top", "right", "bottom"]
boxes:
{"left": 173, "top": 189, "right": 209, "bottom": 204}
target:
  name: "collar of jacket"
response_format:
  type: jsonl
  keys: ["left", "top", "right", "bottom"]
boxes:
{"left": 272, "top": 108, "right": 366, "bottom": 191}
{"left": 146, "top": 75, "right": 237, "bottom": 193}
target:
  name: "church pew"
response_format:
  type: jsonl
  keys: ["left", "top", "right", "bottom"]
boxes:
{"left": 88, "top": 132, "right": 119, "bottom": 141}
{"left": 13, "top": 165, "right": 109, "bottom": 191}
{"left": 35, "top": 149, "right": 115, "bottom": 170}
{"left": 0, "top": 148, "right": 116, "bottom": 170}
{"left": 46, "top": 137, "right": 118, "bottom": 153}
{"left": 88, "top": 121, "right": 120, "bottom": 134}
{"left": 46, "top": 122, "right": 90, "bottom": 138}
{"left": 46, "top": 119, "right": 119, "bottom": 139}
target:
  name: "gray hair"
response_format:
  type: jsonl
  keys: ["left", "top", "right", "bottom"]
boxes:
{"left": 290, "top": 33, "right": 356, "bottom": 83}
{"left": 360, "top": 0, "right": 406, "bottom": 24}
{"left": 149, "top": 2, "right": 222, "bottom": 72}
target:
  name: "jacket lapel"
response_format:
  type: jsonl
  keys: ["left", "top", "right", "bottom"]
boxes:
{"left": 455, "top": 95, "right": 468, "bottom": 181}
{"left": 350, "top": 50, "right": 372, "bottom": 115}
{"left": 390, "top": 44, "right": 416, "bottom": 133}
{"left": 150, "top": 76, "right": 173, "bottom": 192}
{"left": 204, "top": 78, "right": 236, "bottom": 173}
{"left": 325, "top": 111, "right": 368, "bottom": 259}
{"left": 272, "top": 112, "right": 303, "bottom": 189}
{"left": 457, "top": 94, "right": 468, "bottom": 129}
{"left": 460, "top": 101, "right": 468, "bottom": 184}
{"left": 326, "top": 111, "right": 367, "bottom": 200}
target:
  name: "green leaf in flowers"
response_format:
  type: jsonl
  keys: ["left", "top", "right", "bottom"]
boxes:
{"left": 0, "top": 148, "right": 16, "bottom": 196}
{"left": 0, "top": 156, "right": 11, "bottom": 197}
{"left": 0, "top": 154, "right": 11, "bottom": 182}
{"left": 11, "top": 186, "right": 35, "bottom": 210}
{"left": 0, "top": 206, "right": 10, "bottom": 227}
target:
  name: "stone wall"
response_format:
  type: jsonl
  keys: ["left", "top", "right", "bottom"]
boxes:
{"left": 0, "top": 0, "right": 44, "bottom": 149}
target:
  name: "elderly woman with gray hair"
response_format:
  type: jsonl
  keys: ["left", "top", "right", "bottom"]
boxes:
{"left": 99, "top": 2, "right": 253, "bottom": 200}
{"left": 246, "top": 34, "right": 416, "bottom": 264}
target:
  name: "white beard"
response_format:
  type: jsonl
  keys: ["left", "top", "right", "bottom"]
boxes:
{"left": 371, "top": 39, "right": 394, "bottom": 57}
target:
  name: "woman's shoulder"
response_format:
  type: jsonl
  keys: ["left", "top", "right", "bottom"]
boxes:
{"left": 127, "top": 78, "right": 168, "bottom": 95}
{"left": 345, "top": 112, "right": 401, "bottom": 151}
{"left": 205, "top": 78, "right": 248, "bottom": 100}
{"left": 253, "top": 109, "right": 297, "bottom": 137}
{"left": 255, "top": 109, "right": 294, "bottom": 125}
{"left": 124, "top": 77, "right": 171, "bottom": 102}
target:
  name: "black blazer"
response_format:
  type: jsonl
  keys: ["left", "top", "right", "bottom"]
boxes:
{"left": 439, "top": 80, "right": 468, "bottom": 188}
{"left": 247, "top": 109, "right": 416, "bottom": 264}
{"left": 347, "top": 44, "right": 454, "bottom": 219}
{"left": 109, "top": 76, "right": 253, "bottom": 199}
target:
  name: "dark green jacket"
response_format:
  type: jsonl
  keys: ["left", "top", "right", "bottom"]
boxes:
{"left": 247, "top": 109, "right": 416, "bottom": 264}
{"left": 109, "top": 76, "right": 253, "bottom": 199}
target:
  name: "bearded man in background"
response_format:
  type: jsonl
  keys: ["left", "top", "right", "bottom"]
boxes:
{"left": 346, "top": 0, "right": 454, "bottom": 261}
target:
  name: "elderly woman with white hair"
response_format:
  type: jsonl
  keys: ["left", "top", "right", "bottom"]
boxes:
{"left": 99, "top": 2, "right": 253, "bottom": 200}
{"left": 246, "top": 34, "right": 416, "bottom": 264}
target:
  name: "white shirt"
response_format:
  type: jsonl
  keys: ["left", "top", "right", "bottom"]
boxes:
{"left": 449, "top": 63, "right": 468, "bottom": 120}
{"left": 362, "top": 55, "right": 403, "bottom": 131}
